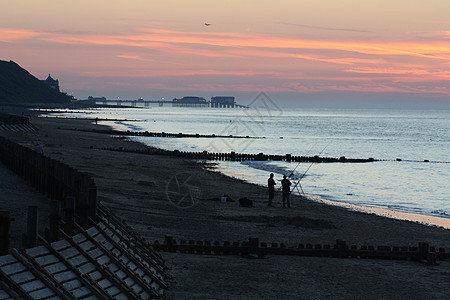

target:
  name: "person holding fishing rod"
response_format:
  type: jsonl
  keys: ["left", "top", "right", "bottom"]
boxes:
{"left": 287, "top": 144, "right": 329, "bottom": 201}
{"left": 266, "top": 144, "right": 328, "bottom": 208}
{"left": 281, "top": 175, "right": 292, "bottom": 208}
{"left": 268, "top": 174, "right": 291, "bottom": 208}
{"left": 267, "top": 173, "right": 276, "bottom": 207}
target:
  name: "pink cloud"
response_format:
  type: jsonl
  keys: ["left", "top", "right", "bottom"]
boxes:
{"left": 3, "top": 25, "right": 450, "bottom": 97}
{"left": 116, "top": 54, "right": 156, "bottom": 62}
{"left": 22, "top": 27, "right": 449, "bottom": 63}
{"left": 344, "top": 67, "right": 450, "bottom": 79}
{"left": 81, "top": 69, "right": 280, "bottom": 78}
{"left": 0, "top": 28, "right": 42, "bottom": 42}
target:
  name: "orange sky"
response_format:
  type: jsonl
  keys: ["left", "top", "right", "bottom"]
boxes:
{"left": 1, "top": 0, "right": 450, "bottom": 107}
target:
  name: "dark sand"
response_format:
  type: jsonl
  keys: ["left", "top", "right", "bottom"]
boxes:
{"left": 1, "top": 115, "right": 450, "bottom": 299}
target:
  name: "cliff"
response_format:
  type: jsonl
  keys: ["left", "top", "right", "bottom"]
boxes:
{"left": 0, "top": 60, "right": 71, "bottom": 104}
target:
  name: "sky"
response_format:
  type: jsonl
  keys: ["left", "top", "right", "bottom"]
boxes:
{"left": 1, "top": 0, "right": 450, "bottom": 108}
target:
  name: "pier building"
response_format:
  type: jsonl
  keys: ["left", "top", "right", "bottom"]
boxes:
{"left": 172, "top": 96, "right": 208, "bottom": 107}
{"left": 211, "top": 96, "right": 235, "bottom": 108}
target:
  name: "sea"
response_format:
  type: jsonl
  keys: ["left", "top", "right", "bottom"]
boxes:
{"left": 44, "top": 104, "right": 450, "bottom": 227}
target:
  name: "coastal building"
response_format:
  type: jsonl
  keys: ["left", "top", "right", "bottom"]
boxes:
{"left": 76, "top": 96, "right": 107, "bottom": 105}
{"left": 211, "top": 96, "right": 235, "bottom": 108}
{"left": 172, "top": 96, "right": 208, "bottom": 107}
{"left": 41, "top": 74, "right": 60, "bottom": 91}
{"left": 88, "top": 96, "right": 107, "bottom": 102}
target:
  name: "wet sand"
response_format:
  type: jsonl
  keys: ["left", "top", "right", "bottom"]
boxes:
{"left": 2, "top": 115, "right": 450, "bottom": 299}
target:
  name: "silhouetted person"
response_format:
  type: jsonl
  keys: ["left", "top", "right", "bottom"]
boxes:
{"left": 281, "top": 175, "right": 291, "bottom": 208}
{"left": 267, "top": 173, "right": 275, "bottom": 207}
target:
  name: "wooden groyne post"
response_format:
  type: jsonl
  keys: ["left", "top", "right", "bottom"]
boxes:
{"left": 46, "top": 200, "right": 61, "bottom": 243}
{"left": 23, "top": 205, "right": 38, "bottom": 248}
{"left": 64, "top": 196, "right": 76, "bottom": 236}
{"left": 0, "top": 211, "right": 12, "bottom": 255}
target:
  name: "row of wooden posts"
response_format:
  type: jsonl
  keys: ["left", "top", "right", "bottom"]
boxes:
{"left": 78, "top": 128, "right": 261, "bottom": 139}
{"left": 0, "top": 132, "right": 169, "bottom": 298}
{"left": 156, "top": 237, "right": 448, "bottom": 264}
{"left": 98, "top": 146, "right": 377, "bottom": 163}
{"left": 81, "top": 127, "right": 436, "bottom": 163}
{"left": 0, "top": 135, "right": 97, "bottom": 255}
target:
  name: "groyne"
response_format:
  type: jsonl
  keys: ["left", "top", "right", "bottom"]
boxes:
{"left": 72, "top": 127, "right": 264, "bottom": 139}
{"left": 96, "top": 146, "right": 377, "bottom": 163}
{"left": 155, "top": 237, "right": 448, "bottom": 264}
{"left": 0, "top": 134, "right": 168, "bottom": 299}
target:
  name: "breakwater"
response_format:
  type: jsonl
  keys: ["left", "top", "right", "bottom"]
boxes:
{"left": 0, "top": 134, "right": 169, "bottom": 299}
{"left": 0, "top": 203, "right": 168, "bottom": 299}
{"left": 0, "top": 135, "right": 97, "bottom": 230}
{"left": 72, "top": 127, "right": 264, "bottom": 139}
{"left": 155, "top": 237, "right": 447, "bottom": 264}
{"left": 71, "top": 128, "right": 441, "bottom": 163}
{"left": 96, "top": 146, "right": 377, "bottom": 163}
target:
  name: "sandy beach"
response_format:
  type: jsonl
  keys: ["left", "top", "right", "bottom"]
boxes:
{"left": 2, "top": 115, "right": 450, "bottom": 299}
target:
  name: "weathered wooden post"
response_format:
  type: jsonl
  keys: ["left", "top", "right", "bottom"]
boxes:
{"left": 231, "top": 151, "right": 236, "bottom": 161}
{"left": 64, "top": 166, "right": 75, "bottom": 198}
{"left": 87, "top": 179, "right": 97, "bottom": 223}
{"left": 76, "top": 175, "right": 91, "bottom": 229}
{"left": 54, "top": 162, "right": 64, "bottom": 201}
{"left": 418, "top": 242, "right": 429, "bottom": 259}
{"left": 249, "top": 238, "right": 258, "bottom": 254}
{"left": 0, "top": 211, "right": 12, "bottom": 255}
{"left": 165, "top": 235, "right": 174, "bottom": 252}
{"left": 336, "top": 239, "right": 348, "bottom": 258}
{"left": 47, "top": 164, "right": 56, "bottom": 199}
{"left": 24, "top": 205, "right": 38, "bottom": 248}
{"left": 64, "top": 197, "right": 76, "bottom": 236}
{"left": 46, "top": 200, "right": 61, "bottom": 242}
{"left": 249, "top": 237, "right": 264, "bottom": 258}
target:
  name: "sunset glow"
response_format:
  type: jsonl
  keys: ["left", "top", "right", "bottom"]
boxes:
{"left": 1, "top": 0, "right": 450, "bottom": 106}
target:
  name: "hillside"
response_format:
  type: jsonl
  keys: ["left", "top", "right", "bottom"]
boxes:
{"left": 0, "top": 60, "right": 71, "bottom": 104}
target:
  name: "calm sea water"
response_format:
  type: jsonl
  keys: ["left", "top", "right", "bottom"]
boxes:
{"left": 47, "top": 106, "right": 450, "bottom": 224}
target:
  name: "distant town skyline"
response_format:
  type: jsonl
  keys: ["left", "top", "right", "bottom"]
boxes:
{"left": 1, "top": 0, "right": 450, "bottom": 108}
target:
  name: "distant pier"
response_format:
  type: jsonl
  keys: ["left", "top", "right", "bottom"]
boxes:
{"left": 80, "top": 96, "right": 249, "bottom": 108}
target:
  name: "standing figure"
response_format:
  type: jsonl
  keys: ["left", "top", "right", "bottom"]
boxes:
{"left": 281, "top": 175, "right": 291, "bottom": 208}
{"left": 267, "top": 173, "right": 276, "bottom": 207}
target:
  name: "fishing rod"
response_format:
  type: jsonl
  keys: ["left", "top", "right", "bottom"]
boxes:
{"left": 268, "top": 144, "right": 314, "bottom": 193}
{"left": 274, "top": 144, "right": 314, "bottom": 194}
{"left": 288, "top": 143, "right": 315, "bottom": 178}
{"left": 289, "top": 143, "right": 329, "bottom": 196}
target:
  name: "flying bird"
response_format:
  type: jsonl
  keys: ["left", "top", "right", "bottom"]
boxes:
{"left": 204, "top": 23, "right": 211, "bottom": 26}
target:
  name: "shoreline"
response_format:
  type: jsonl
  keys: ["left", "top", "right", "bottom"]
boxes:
{"left": 312, "top": 195, "right": 450, "bottom": 229}
{"left": 5, "top": 109, "right": 450, "bottom": 233}
{"left": 2, "top": 113, "right": 450, "bottom": 298}
{"left": 8, "top": 113, "right": 450, "bottom": 235}
{"left": 89, "top": 110, "right": 450, "bottom": 229}
{"left": 217, "top": 166, "right": 450, "bottom": 229}
{"left": 100, "top": 115, "right": 450, "bottom": 230}
{"left": 32, "top": 114, "right": 450, "bottom": 239}
{"left": 28, "top": 106, "right": 450, "bottom": 230}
